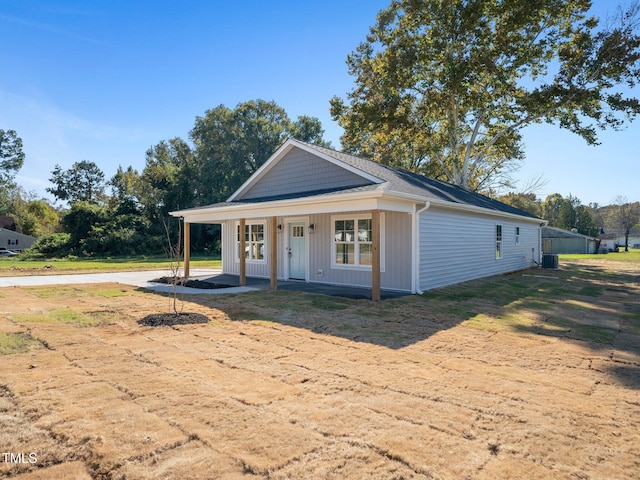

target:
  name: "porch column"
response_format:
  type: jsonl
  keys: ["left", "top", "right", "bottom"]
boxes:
{"left": 183, "top": 221, "right": 191, "bottom": 279}
{"left": 270, "top": 216, "right": 278, "bottom": 290}
{"left": 372, "top": 209, "right": 381, "bottom": 302}
{"left": 239, "top": 218, "right": 246, "bottom": 286}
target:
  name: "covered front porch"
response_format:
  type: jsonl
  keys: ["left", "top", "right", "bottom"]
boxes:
{"left": 172, "top": 189, "right": 427, "bottom": 301}
{"left": 187, "top": 272, "right": 411, "bottom": 300}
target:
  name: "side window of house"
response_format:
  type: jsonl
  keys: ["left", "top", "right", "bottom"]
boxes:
{"left": 236, "top": 222, "right": 265, "bottom": 262}
{"left": 496, "top": 224, "right": 503, "bottom": 259}
{"left": 515, "top": 226, "right": 520, "bottom": 245}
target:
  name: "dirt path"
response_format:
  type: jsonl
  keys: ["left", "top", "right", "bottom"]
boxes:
{"left": 0, "top": 263, "right": 638, "bottom": 479}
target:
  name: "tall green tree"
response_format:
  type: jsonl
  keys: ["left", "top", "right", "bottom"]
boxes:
{"left": 109, "top": 165, "right": 141, "bottom": 205}
{"left": 140, "top": 138, "right": 196, "bottom": 216}
{"left": 190, "top": 99, "right": 329, "bottom": 205}
{"left": 47, "top": 160, "right": 106, "bottom": 204}
{"left": 0, "top": 129, "right": 25, "bottom": 187}
{"left": 496, "top": 192, "right": 542, "bottom": 217}
{"left": 0, "top": 130, "right": 26, "bottom": 213}
{"left": 330, "top": 0, "right": 640, "bottom": 191}
{"left": 542, "top": 193, "right": 596, "bottom": 235}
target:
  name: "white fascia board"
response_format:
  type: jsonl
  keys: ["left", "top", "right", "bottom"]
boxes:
{"left": 172, "top": 189, "right": 422, "bottom": 223}
{"left": 425, "top": 197, "right": 544, "bottom": 224}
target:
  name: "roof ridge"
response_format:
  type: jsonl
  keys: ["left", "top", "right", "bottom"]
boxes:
{"left": 288, "top": 139, "right": 540, "bottom": 220}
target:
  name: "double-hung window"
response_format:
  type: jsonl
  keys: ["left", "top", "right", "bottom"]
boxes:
{"left": 332, "top": 214, "right": 384, "bottom": 270}
{"left": 496, "top": 224, "right": 503, "bottom": 259}
{"left": 515, "top": 226, "right": 520, "bottom": 245}
{"left": 236, "top": 222, "right": 265, "bottom": 262}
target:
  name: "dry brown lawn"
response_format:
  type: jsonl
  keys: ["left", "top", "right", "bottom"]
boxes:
{"left": 0, "top": 260, "right": 638, "bottom": 479}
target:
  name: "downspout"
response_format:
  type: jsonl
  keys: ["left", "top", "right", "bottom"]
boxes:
{"left": 413, "top": 201, "right": 431, "bottom": 295}
{"left": 536, "top": 221, "right": 547, "bottom": 265}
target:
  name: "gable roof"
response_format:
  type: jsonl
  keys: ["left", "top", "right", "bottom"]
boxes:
{"left": 172, "top": 139, "right": 542, "bottom": 222}
{"left": 258, "top": 140, "right": 541, "bottom": 220}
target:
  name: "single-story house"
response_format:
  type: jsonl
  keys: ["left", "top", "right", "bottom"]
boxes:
{"left": 598, "top": 233, "right": 619, "bottom": 252}
{"left": 171, "top": 139, "right": 545, "bottom": 300}
{"left": 614, "top": 227, "right": 640, "bottom": 249}
{"left": 541, "top": 226, "right": 597, "bottom": 254}
{"left": 0, "top": 228, "right": 37, "bottom": 251}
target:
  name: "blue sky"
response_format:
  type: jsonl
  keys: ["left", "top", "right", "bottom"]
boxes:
{"left": 1, "top": 0, "right": 638, "bottom": 207}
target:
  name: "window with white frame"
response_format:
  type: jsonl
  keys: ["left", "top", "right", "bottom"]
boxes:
{"left": 496, "top": 224, "right": 503, "bottom": 259}
{"left": 515, "top": 226, "right": 520, "bottom": 245}
{"left": 236, "top": 222, "right": 265, "bottom": 262}
{"left": 332, "top": 214, "right": 384, "bottom": 269}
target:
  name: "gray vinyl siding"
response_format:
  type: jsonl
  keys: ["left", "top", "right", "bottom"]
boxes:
{"left": 419, "top": 207, "right": 540, "bottom": 291}
{"left": 222, "top": 211, "right": 412, "bottom": 291}
{"left": 237, "top": 148, "right": 372, "bottom": 200}
{"left": 307, "top": 211, "right": 412, "bottom": 291}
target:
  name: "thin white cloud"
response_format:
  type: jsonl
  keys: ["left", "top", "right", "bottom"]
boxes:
{"left": 1, "top": 88, "right": 146, "bottom": 199}
{"left": 0, "top": 13, "right": 108, "bottom": 46}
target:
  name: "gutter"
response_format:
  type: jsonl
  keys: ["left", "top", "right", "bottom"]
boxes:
{"left": 412, "top": 201, "right": 431, "bottom": 294}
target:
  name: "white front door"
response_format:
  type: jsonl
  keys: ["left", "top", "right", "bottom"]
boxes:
{"left": 288, "top": 222, "right": 306, "bottom": 280}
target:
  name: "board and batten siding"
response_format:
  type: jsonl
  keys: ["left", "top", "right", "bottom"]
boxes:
{"left": 236, "top": 148, "right": 371, "bottom": 200}
{"left": 419, "top": 207, "right": 540, "bottom": 291}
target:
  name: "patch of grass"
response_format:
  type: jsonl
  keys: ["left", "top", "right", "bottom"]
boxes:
{"left": 560, "top": 248, "right": 640, "bottom": 265}
{"left": 50, "top": 309, "right": 102, "bottom": 327}
{"left": 622, "top": 312, "right": 640, "bottom": 335}
{"left": 0, "top": 254, "right": 221, "bottom": 276}
{"left": 12, "top": 309, "right": 106, "bottom": 328}
{"left": 0, "top": 332, "right": 41, "bottom": 355}
{"left": 309, "top": 296, "right": 352, "bottom": 311}
{"left": 579, "top": 285, "right": 603, "bottom": 297}
{"left": 25, "top": 286, "right": 87, "bottom": 299}
{"left": 232, "top": 309, "right": 271, "bottom": 321}
{"left": 517, "top": 299, "right": 555, "bottom": 310}
{"left": 462, "top": 313, "right": 501, "bottom": 331}
{"left": 93, "top": 288, "right": 129, "bottom": 298}
{"left": 573, "top": 324, "right": 618, "bottom": 343}
{"left": 511, "top": 316, "right": 618, "bottom": 344}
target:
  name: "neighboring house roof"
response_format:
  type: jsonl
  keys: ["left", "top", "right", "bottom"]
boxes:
{"left": 172, "top": 139, "right": 543, "bottom": 223}
{"left": 0, "top": 216, "right": 21, "bottom": 232}
{"left": 598, "top": 233, "right": 618, "bottom": 240}
{"left": 542, "top": 226, "right": 596, "bottom": 241}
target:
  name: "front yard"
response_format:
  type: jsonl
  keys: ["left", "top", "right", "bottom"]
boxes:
{"left": 0, "top": 259, "right": 638, "bottom": 479}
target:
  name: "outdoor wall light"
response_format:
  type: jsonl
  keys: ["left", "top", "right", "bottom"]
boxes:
{"left": 309, "top": 224, "right": 315, "bottom": 234}
{"left": 277, "top": 224, "right": 282, "bottom": 232}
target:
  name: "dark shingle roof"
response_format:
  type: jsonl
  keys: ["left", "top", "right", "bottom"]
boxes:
{"left": 0, "top": 216, "right": 20, "bottom": 232}
{"left": 298, "top": 141, "right": 541, "bottom": 220}
{"left": 175, "top": 140, "right": 542, "bottom": 221}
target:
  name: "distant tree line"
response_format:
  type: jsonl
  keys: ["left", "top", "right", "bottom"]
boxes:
{"left": 1, "top": 100, "right": 329, "bottom": 258}
{"left": 496, "top": 192, "right": 640, "bottom": 250}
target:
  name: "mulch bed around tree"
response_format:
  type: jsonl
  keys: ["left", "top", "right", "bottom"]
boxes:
{"left": 138, "top": 312, "right": 211, "bottom": 326}
{"left": 151, "top": 276, "right": 234, "bottom": 290}
{"left": 139, "top": 276, "right": 230, "bottom": 326}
